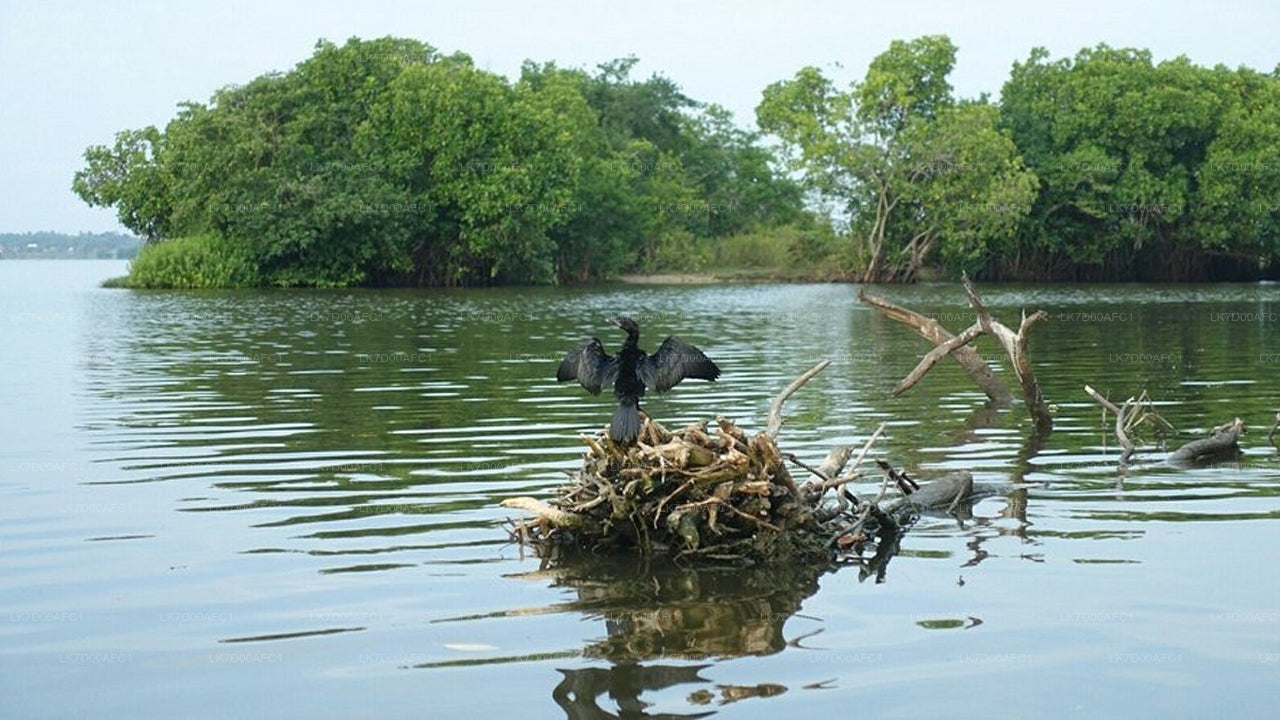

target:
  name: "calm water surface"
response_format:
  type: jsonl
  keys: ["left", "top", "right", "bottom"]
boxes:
{"left": 2, "top": 260, "right": 1279, "bottom": 719}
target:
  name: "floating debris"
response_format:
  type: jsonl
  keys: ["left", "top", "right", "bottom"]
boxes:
{"left": 502, "top": 362, "right": 1013, "bottom": 568}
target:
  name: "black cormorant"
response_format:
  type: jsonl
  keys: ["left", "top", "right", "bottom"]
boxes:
{"left": 556, "top": 316, "right": 721, "bottom": 444}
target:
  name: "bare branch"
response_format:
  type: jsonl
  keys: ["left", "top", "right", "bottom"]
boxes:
{"left": 961, "top": 272, "right": 1052, "bottom": 429}
{"left": 848, "top": 423, "right": 887, "bottom": 473}
{"left": 1117, "top": 397, "right": 1136, "bottom": 464}
{"left": 818, "top": 422, "right": 888, "bottom": 493}
{"left": 859, "top": 291, "right": 1010, "bottom": 403}
{"left": 766, "top": 360, "right": 830, "bottom": 439}
{"left": 500, "top": 497, "right": 587, "bottom": 528}
{"left": 1083, "top": 384, "right": 1121, "bottom": 415}
{"left": 1084, "top": 385, "right": 1135, "bottom": 462}
{"left": 892, "top": 322, "right": 984, "bottom": 397}
{"left": 786, "top": 453, "right": 832, "bottom": 481}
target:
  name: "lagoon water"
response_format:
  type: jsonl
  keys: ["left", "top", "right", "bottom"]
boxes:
{"left": 2, "top": 260, "right": 1279, "bottom": 719}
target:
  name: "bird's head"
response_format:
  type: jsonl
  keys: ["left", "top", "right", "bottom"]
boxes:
{"left": 610, "top": 316, "right": 640, "bottom": 336}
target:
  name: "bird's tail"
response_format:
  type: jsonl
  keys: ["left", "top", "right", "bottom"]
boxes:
{"left": 610, "top": 398, "right": 642, "bottom": 444}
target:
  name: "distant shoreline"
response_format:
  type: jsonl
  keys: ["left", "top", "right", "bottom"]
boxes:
{"left": 616, "top": 273, "right": 722, "bottom": 284}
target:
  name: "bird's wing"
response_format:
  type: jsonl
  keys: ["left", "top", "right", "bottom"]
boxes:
{"left": 638, "top": 336, "right": 721, "bottom": 393}
{"left": 556, "top": 338, "right": 617, "bottom": 394}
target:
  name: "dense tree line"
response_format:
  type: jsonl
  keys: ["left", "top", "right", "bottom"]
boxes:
{"left": 761, "top": 37, "right": 1280, "bottom": 281}
{"left": 997, "top": 45, "right": 1280, "bottom": 280}
{"left": 74, "top": 38, "right": 814, "bottom": 287}
{"left": 76, "top": 35, "right": 1280, "bottom": 286}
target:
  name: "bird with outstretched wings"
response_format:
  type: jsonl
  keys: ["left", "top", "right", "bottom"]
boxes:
{"left": 555, "top": 317, "right": 721, "bottom": 443}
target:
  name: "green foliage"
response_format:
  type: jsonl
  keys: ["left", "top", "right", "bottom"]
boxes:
{"left": 121, "top": 234, "right": 258, "bottom": 289}
{"left": 78, "top": 35, "right": 1280, "bottom": 286}
{"left": 640, "top": 222, "right": 848, "bottom": 279}
{"left": 857, "top": 35, "right": 957, "bottom": 133}
{"left": 1189, "top": 74, "right": 1280, "bottom": 262}
{"left": 901, "top": 102, "right": 1039, "bottom": 275}
{"left": 77, "top": 38, "right": 809, "bottom": 288}
{"left": 518, "top": 60, "right": 807, "bottom": 281}
{"left": 72, "top": 127, "right": 174, "bottom": 241}
{"left": 713, "top": 223, "right": 846, "bottom": 273}
{"left": 997, "top": 45, "right": 1280, "bottom": 279}
{"left": 758, "top": 36, "right": 1035, "bottom": 282}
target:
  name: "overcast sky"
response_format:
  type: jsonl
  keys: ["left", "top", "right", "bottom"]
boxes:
{"left": 2, "top": 0, "right": 1277, "bottom": 233}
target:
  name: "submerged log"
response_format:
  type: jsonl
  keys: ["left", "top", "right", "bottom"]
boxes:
{"left": 879, "top": 473, "right": 1028, "bottom": 518}
{"left": 1168, "top": 418, "right": 1245, "bottom": 464}
{"left": 881, "top": 471, "right": 973, "bottom": 515}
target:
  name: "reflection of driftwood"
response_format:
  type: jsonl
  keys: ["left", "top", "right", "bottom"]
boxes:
{"left": 860, "top": 273, "right": 1050, "bottom": 430}
{"left": 689, "top": 683, "right": 787, "bottom": 707}
{"left": 1169, "top": 418, "right": 1245, "bottom": 464}
{"left": 535, "top": 557, "right": 816, "bottom": 717}
{"left": 554, "top": 665, "right": 715, "bottom": 720}
{"left": 509, "top": 555, "right": 826, "bottom": 663}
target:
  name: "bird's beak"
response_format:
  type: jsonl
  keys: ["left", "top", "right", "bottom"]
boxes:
{"left": 608, "top": 317, "right": 623, "bottom": 328}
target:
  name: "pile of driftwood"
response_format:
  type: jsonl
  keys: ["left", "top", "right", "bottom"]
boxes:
{"left": 502, "top": 360, "right": 1012, "bottom": 566}
{"left": 502, "top": 414, "right": 834, "bottom": 564}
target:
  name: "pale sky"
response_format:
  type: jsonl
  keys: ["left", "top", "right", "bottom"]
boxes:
{"left": 2, "top": 0, "right": 1277, "bottom": 233}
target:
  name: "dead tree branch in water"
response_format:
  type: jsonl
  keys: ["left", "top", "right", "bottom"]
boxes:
{"left": 859, "top": 273, "right": 1051, "bottom": 430}
{"left": 1084, "top": 385, "right": 1135, "bottom": 463}
{"left": 960, "top": 274, "right": 1051, "bottom": 429}
{"left": 766, "top": 360, "right": 830, "bottom": 439}
{"left": 1083, "top": 386, "right": 1175, "bottom": 464}
{"left": 1168, "top": 418, "right": 1246, "bottom": 464}
{"left": 857, "top": 292, "right": 1010, "bottom": 403}
{"left": 500, "top": 358, "right": 1027, "bottom": 568}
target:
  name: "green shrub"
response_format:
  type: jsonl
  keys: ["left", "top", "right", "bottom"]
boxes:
{"left": 709, "top": 223, "right": 847, "bottom": 272}
{"left": 643, "top": 228, "right": 711, "bottom": 273}
{"left": 710, "top": 228, "right": 792, "bottom": 268}
{"left": 117, "top": 234, "right": 259, "bottom": 289}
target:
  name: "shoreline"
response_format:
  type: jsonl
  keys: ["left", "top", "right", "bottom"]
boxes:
{"left": 615, "top": 273, "right": 723, "bottom": 284}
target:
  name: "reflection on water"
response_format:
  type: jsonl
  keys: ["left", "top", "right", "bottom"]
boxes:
{"left": 519, "top": 557, "right": 826, "bottom": 661}
{"left": 555, "top": 664, "right": 715, "bottom": 720}
{"left": 519, "top": 557, "right": 823, "bottom": 719}
{"left": 2, "top": 261, "right": 1280, "bottom": 719}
